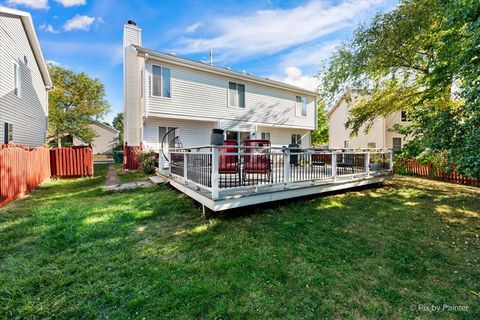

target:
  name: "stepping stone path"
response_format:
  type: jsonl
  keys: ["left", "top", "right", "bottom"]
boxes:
{"left": 103, "top": 164, "right": 154, "bottom": 191}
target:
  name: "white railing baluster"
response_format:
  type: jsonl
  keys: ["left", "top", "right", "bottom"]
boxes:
{"left": 183, "top": 152, "right": 188, "bottom": 183}
{"left": 284, "top": 148, "right": 290, "bottom": 184}
{"left": 331, "top": 151, "right": 337, "bottom": 180}
{"left": 389, "top": 151, "right": 394, "bottom": 171}
{"left": 365, "top": 152, "right": 370, "bottom": 176}
{"left": 211, "top": 147, "right": 219, "bottom": 199}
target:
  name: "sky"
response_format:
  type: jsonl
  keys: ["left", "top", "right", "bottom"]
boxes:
{"left": 3, "top": 0, "right": 397, "bottom": 123}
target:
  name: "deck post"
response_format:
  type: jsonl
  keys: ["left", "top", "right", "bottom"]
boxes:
{"left": 284, "top": 148, "right": 291, "bottom": 184}
{"left": 159, "top": 152, "right": 165, "bottom": 174}
{"left": 183, "top": 153, "right": 188, "bottom": 183}
{"left": 365, "top": 152, "right": 370, "bottom": 176}
{"left": 332, "top": 152, "right": 337, "bottom": 180}
{"left": 211, "top": 147, "right": 219, "bottom": 200}
{"left": 389, "top": 151, "right": 394, "bottom": 172}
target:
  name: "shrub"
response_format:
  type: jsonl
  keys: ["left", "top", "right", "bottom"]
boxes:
{"left": 137, "top": 150, "right": 157, "bottom": 174}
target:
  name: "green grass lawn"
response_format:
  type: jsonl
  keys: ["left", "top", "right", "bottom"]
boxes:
{"left": 0, "top": 164, "right": 478, "bottom": 319}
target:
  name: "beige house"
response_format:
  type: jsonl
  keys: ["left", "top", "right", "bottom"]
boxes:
{"left": 328, "top": 91, "right": 410, "bottom": 150}
{"left": 73, "top": 122, "right": 119, "bottom": 154}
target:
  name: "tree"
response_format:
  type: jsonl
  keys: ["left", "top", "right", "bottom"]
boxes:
{"left": 48, "top": 64, "right": 110, "bottom": 147}
{"left": 112, "top": 112, "right": 124, "bottom": 147}
{"left": 310, "top": 99, "right": 329, "bottom": 146}
{"left": 319, "top": 0, "right": 480, "bottom": 177}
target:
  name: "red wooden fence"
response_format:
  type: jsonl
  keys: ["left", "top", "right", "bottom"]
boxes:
{"left": 123, "top": 142, "right": 142, "bottom": 170}
{"left": 0, "top": 144, "right": 51, "bottom": 206}
{"left": 50, "top": 146, "right": 94, "bottom": 178}
{"left": 402, "top": 159, "right": 480, "bottom": 187}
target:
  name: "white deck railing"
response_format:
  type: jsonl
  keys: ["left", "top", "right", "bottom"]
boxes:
{"left": 164, "top": 145, "right": 394, "bottom": 199}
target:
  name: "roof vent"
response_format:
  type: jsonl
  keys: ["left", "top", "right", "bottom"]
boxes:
{"left": 127, "top": 20, "right": 137, "bottom": 26}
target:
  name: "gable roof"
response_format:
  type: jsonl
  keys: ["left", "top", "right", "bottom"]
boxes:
{"left": 92, "top": 121, "right": 119, "bottom": 134}
{"left": 133, "top": 45, "right": 318, "bottom": 97}
{"left": 0, "top": 6, "right": 52, "bottom": 87}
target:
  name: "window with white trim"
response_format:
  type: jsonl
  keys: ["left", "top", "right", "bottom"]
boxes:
{"left": 367, "top": 142, "right": 376, "bottom": 148}
{"left": 291, "top": 134, "right": 302, "bottom": 146}
{"left": 228, "top": 82, "right": 245, "bottom": 108}
{"left": 296, "top": 96, "right": 307, "bottom": 117}
{"left": 401, "top": 110, "right": 408, "bottom": 122}
{"left": 13, "top": 62, "right": 20, "bottom": 97}
{"left": 152, "top": 65, "right": 171, "bottom": 97}
{"left": 261, "top": 132, "right": 270, "bottom": 140}
{"left": 393, "top": 137, "right": 402, "bottom": 151}
{"left": 4, "top": 122, "right": 13, "bottom": 144}
{"left": 344, "top": 140, "right": 351, "bottom": 149}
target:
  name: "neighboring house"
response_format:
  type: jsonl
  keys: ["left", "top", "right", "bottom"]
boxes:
{"left": 0, "top": 7, "right": 52, "bottom": 147}
{"left": 123, "top": 21, "right": 317, "bottom": 152}
{"left": 328, "top": 91, "right": 410, "bottom": 151}
{"left": 73, "top": 122, "right": 119, "bottom": 155}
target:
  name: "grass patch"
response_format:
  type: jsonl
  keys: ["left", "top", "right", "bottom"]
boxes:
{"left": 115, "top": 164, "right": 150, "bottom": 184}
{"left": 0, "top": 165, "right": 479, "bottom": 319}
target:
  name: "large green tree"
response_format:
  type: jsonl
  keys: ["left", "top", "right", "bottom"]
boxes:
{"left": 48, "top": 64, "right": 110, "bottom": 147}
{"left": 112, "top": 112, "right": 124, "bottom": 147}
{"left": 310, "top": 99, "right": 329, "bottom": 146}
{"left": 319, "top": 0, "right": 480, "bottom": 177}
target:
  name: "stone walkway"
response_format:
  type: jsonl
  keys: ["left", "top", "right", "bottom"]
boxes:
{"left": 104, "top": 164, "right": 153, "bottom": 191}
{"left": 105, "top": 165, "right": 118, "bottom": 188}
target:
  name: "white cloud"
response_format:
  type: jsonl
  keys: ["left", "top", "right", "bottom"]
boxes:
{"left": 46, "top": 59, "right": 60, "bottom": 65}
{"left": 5, "top": 0, "right": 48, "bottom": 9}
{"left": 185, "top": 22, "right": 203, "bottom": 33}
{"left": 281, "top": 40, "right": 340, "bottom": 69}
{"left": 271, "top": 66, "right": 320, "bottom": 92}
{"left": 175, "top": 0, "right": 383, "bottom": 61}
{"left": 63, "top": 15, "right": 96, "bottom": 31}
{"left": 39, "top": 23, "right": 59, "bottom": 33}
{"left": 54, "top": 0, "right": 85, "bottom": 7}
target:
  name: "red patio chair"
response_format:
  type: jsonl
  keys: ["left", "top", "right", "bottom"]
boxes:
{"left": 242, "top": 139, "right": 272, "bottom": 182}
{"left": 218, "top": 140, "right": 239, "bottom": 174}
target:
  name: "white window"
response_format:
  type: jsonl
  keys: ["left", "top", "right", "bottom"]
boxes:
{"left": 261, "top": 132, "right": 270, "bottom": 140}
{"left": 4, "top": 122, "right": 13, "bottom": 144}
{"left": 401, "top": 111, "right": 408, "bottom": 122}
{"left": 296, "top": 96, "right": 307, "bottom": 117}
{"left": 291, "top": 134, "right": 302, "bottom": 146}
{"left": 226, "top": 131, "right": 249, "bottom": 144}
{"left": 393, "top": 137, "right": 402, "bottom": 151}
{"left": 228, "top": 82, "right": 245, "bottom": 108}
{"left": 344, "top": 140, "right": 351, "bottom": 149}
{"left": 152, "top": 65, "right": 171, "bottom": 98}
{"left": 13, "top": 62, "right": 20, "bottom": 97}
{"left": 367, "top": 142, "right": 376, "bottom": 148}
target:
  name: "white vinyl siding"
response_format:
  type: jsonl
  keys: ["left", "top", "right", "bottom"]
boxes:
{"left": 0, "top": 12, "right": 48, "bottom": 147}
{"left": 144, "top": 62, "right": 316, "bottom": 130}
{"left": 13, "top": 61, "right": 20, "bottom": 96}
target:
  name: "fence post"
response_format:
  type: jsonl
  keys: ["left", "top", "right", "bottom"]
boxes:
{"left": 284, "top": 148, "right": 290, "bottom": 184}
{"left": 332, "top": 151, "right": 337, "bottom": 180}
{"left": 389, "top": 151, "right": 394, "bottom": 172}
{"left": 365, "top": 152, "right": 370, "bottom": 175}
{"left": 211, "top": 147, "right": 219, "bottom": 200}
{"left": 183, "top": 152, "right": 188, "bottom": 183}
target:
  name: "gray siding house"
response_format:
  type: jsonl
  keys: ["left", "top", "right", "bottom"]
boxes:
{"left": 123, "top": 21, "right": 317, "bottom": 152}
{"left": 0, "top": 7, "right": 52, "bottom": 147}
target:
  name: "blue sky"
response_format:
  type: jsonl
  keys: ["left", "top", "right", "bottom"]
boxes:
{"left": 4, "top": 0, "right": 397, "bottom": 123}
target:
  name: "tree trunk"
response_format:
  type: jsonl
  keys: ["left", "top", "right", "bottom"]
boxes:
{"left": 57, "top": 136, "right": 62, "bottom": 148}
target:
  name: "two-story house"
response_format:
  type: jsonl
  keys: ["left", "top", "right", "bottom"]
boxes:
{"left": 328, "top": 90, "right": 411, "bottom": 151}
{"left": 0, "top": 7, "right": 52, "bottom": 147}
{"left": 123, "top": 21, "right": 317, "bottom": 153}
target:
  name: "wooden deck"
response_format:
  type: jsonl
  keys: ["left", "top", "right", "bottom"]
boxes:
{"left": 157, "top": 146, "right": 394, "bottom": 213}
